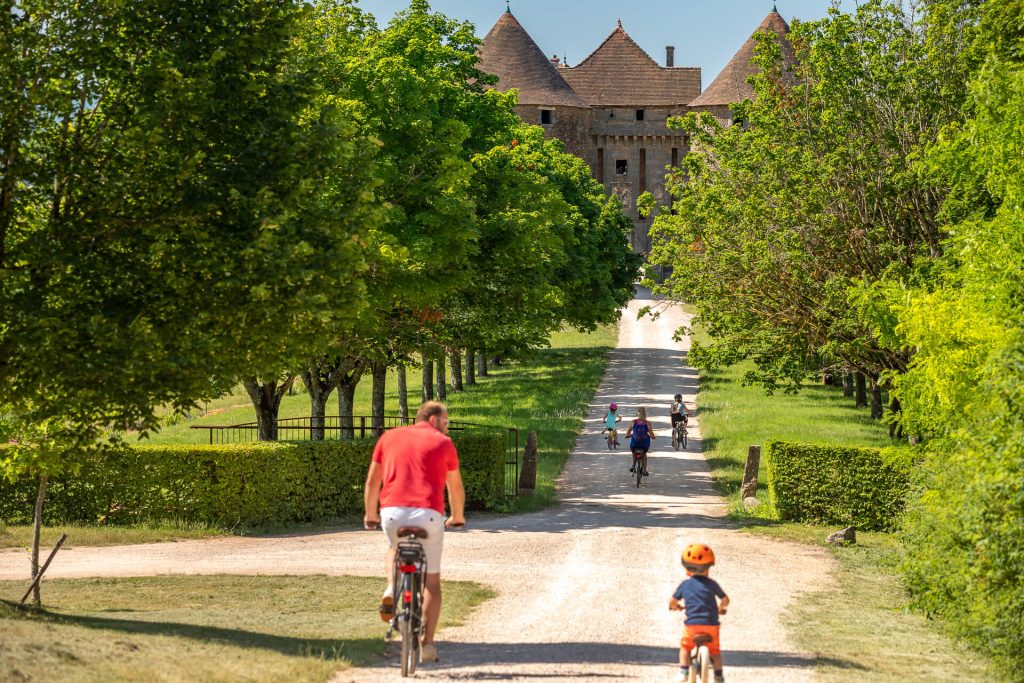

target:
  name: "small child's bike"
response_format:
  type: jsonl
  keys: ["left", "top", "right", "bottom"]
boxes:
{"left": 686, "top": 633, "right": 715, "bottom": 683}
{"left": 605, "top": 428, "right": 618, "bottom": 450}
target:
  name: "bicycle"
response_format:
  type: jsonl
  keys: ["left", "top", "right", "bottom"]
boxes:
{"left": 629, "top": 447, "right": 646, "bottom": 487}
{"left": 385, "top": 525, "right": 428, "bottom": 677}
{"left": 673, "top": 420, "right": 687, "bottom": 451}
{"left": 606, "top": 427, "right": 619, "bottom": 450}
{"left": 686, "top": 632, "right": 715, "bottom": 683}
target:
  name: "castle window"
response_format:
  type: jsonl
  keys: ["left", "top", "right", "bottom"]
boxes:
{"left": 540, "top": 109, "right": 553, "bottom": 125}
{"left": 635, "top": 109, "right": 645, "bottom": 121}
{"left": 615, "top": 159, "right": 628, "bottom": 175}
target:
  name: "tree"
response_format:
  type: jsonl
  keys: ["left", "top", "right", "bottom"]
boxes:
{"left": 648, "top": 0, "right": 977, "bottom": 395}
{"left": 898, "top": 2, "right": 1024, "bottom": 673}
{"left": 0, "top": 0, "right": 372, "bottom": 599}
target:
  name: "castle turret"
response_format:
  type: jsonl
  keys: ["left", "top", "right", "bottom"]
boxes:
{"left": 478, "top": 10, "right": 590, "bottom": 157}
{"left": 688, "top": 8, "right": 797, "bottom": 123}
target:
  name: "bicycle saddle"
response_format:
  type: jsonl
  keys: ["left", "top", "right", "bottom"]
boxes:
{"left": 692, "top": 634, "right": 713, "bottom": 646}
{"left": 397, "top": 526, "right": 429, "bottom": 539}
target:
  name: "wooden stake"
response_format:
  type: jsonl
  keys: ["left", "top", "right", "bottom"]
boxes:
{"left": 20, "top": 533, "right": 67, "bottom": 606}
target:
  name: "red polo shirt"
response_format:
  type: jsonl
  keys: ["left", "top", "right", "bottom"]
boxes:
{"left": 372, "top": 422, "right": 460, "bottom": 514}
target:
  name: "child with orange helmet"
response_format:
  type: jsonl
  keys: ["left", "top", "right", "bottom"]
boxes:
{"left": 669, "top": 543, "right": 730, "bottom": 682}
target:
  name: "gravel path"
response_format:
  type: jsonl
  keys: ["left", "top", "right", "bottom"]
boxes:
{"left": 0, "top": 289, "right": 833, "bottom": 682}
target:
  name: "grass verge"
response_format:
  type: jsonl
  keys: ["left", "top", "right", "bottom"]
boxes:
{"left": 691, "top": 326, "right": 999, "bottom": 680}
{"left": 0, "top": 521, "right": 225, "bottom": 550}
{"left": 0, "top": 574, "right": 494, "bottom": 683}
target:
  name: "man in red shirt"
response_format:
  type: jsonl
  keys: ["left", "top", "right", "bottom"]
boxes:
{"left": 364, "top": 401, "right": 466, "bottom": 663}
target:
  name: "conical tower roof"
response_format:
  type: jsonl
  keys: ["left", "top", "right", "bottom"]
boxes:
{"left": 562, "top": 21, "right": 700, "bottom": 107}
{"left": 689, "top": 9, "right": 796, "bottom": 108}
{"left": 478, "top": 10, "right": 587, "bottom": 109}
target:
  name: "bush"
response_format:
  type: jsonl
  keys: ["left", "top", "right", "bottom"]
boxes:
{"left": 902, "top": 343, "right": 1024, "bottom": 678}
{"left": 452, "top": 431, "right": 507, "bottom": 510}
{"left": 0, "top": 432, "right": 508, "bottom": 526}
{"left": 763, "top": 440, "right": 912, "bottom": 531}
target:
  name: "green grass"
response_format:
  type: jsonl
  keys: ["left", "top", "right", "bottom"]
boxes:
{"left": 0, "top": 574, "right": 494, "bottom": 682}
{"left": 147, "top": 325, "right": 617, "bottom": 449}
{"left": 691, "top": 326, "right": 892, "bottom": 504}
{"left": 690, "top": 326, "right": 1002, "bottom": 681}
{"left": 137, "top": 324, "right": 615, "bottom": 515}
{"left": 0, "top": 521, "right": 225, "bottom": 550}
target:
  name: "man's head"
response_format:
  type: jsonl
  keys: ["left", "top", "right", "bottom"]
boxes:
{"left": 416, "top": 401, "right": 449, "bottom": 434}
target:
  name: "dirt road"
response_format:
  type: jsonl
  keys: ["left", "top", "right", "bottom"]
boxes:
{"left": 0, "top": 289, "right": 833, "bottom": 682}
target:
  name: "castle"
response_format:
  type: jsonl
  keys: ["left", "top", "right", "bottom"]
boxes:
{"left": 477, "top": 6, "right": 795, "bottom": 252}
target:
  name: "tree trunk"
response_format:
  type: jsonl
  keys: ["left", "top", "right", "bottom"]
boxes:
{"left": 302, "top": 356, "right": 341, "bottom": 441}
{"left": 478, "top": 352, "right": 488, "bottom": 377}
{"left": 450, "top": 351, "right": 463, "bottom": 391}
{"left": 870, "top": 382, "right": 884, "bottom": 420}
{"left": 242, "top": 375, "right": 295, "bottom": 441}
{"left": 842, "top": 371, "right": 854, "bottom": 398}
{"left": 31, "top": 475, "right": 48, "bottom": 606}
{"left": 855, "top": 372, "right": 867, "bottom": 408}
{"left": 371, "top": 361, "right": 386, "bottom": 436}
{"left": 465, "top": 350, "right": 476, "bottom": 385}
{"left": 338, "top": 378, "right": 358, "bottom": 441}
{"left": 888, "top": 397, "right": 904, "bottom": 439}
{"left": 436, "top": 355, "right": 447, "bottom": 401}
{"left": 397, "top": 365, "right": 409, "bottom": 422}
{"left": 422, "top": 356, "right": 434, "bottom": 401}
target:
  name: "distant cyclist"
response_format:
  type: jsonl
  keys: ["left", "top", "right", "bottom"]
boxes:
{"left": 604, "top": 402, "right": 623, "bottom": 447}
{"left": 626, "top": 406, "right": 655, "bottom": 476}
{"left": 670, "top": 394, "right": 688, "bottom": 445}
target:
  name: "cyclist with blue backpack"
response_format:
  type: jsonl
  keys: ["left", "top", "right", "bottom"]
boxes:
{"left": 626, "top": 406, "right": 656, "bottom": 477}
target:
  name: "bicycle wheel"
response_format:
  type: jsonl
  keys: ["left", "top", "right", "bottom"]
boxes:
{"left": 698, "top": 645, "right": 711, "bottom": 682}
{"left": 399, "top": 612, "right": 413, "bottom": 677}
{"left": 673, "top": 427, "right": 680, "bottom": 451}
{"left": 635, "top": 456, "right": 643, "bottom": 487}
{"left": 682, "top": 429, "right": 687, "bottom": 450}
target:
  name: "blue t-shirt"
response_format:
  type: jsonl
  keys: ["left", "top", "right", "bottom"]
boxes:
{"left": 673, "top": 575, "right": 727, "bottom": 625}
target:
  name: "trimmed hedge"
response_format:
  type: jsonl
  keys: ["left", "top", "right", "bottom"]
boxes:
{"left": 0, "top": 432, "right": 506, "bottom": 527}
{"left": 763, "top": 440, "right": 912, "bottom": 531}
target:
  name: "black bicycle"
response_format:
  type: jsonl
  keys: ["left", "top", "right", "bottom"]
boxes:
{"left": 387, "top": 526, "right": 428, "bottom": 677}
{"left": 673, "top": 420, "right": 687, "bottom": 450}
{"left": 629, "top": 448, "right": 646, "bottom": 487}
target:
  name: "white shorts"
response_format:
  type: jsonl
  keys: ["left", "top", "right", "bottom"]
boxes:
{"left": 381, "top": 507, "right": 446, "bottom": 573}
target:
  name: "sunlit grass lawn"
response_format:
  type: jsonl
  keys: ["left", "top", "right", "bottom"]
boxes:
{"left": 139, "top": 324, "right": 618, "bottom": 514}
{"left": 0, "top": 575, "right": 493, "bottom": 683}
{"left": 0, "top": 521, "right": 224, "bottom": 550}
{"left": 688, "top": 322, "right": 998, "bottom": 681}
{"left": 691, "top": 325, "right": 892, "bottom": 504}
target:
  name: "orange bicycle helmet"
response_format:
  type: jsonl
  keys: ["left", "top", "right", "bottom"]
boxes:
{"left": 682, "top": 543, "right": 716, "bottom": 572}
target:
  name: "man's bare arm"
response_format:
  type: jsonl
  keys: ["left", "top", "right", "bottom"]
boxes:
{"left": 445, "top": 469, "right": 466, "bottom": 527}
{"left": 363, "top": 461, "right": 383, "bottom": 528}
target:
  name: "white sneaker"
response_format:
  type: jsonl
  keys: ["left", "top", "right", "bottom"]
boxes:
{"left": 674, "top": 672, "right": 689, "bottom": 683}
{"left": 420, "top": 643, "right": 439, "bottom": 662}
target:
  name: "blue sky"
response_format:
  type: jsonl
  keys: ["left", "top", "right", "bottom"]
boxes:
{"left": 356, "top": 1, "right": 856, "bottom": 85}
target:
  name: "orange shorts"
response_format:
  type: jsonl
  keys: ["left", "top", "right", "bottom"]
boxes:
{"left": 681, "top": 624, "right": 721, "bottom": 656}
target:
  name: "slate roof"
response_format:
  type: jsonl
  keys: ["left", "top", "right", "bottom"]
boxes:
{"left": 478, "top": 10, "right": 588, "bottom": 109}
{"left": 560, "top": 22, "right": 701, "bottom": 107}
{"left": 689, "top": 10, "right": 796, "bottom": 108}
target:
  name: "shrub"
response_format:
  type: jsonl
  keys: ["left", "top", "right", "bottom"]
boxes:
{"left": 0, "top": 431, "right": 508, "bottom": 526}
{"left": 902, "top": 343, "right": 1024, "bottom": 678}
{"left": 763, "top": 440, "right": 912, "bottom": 531}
